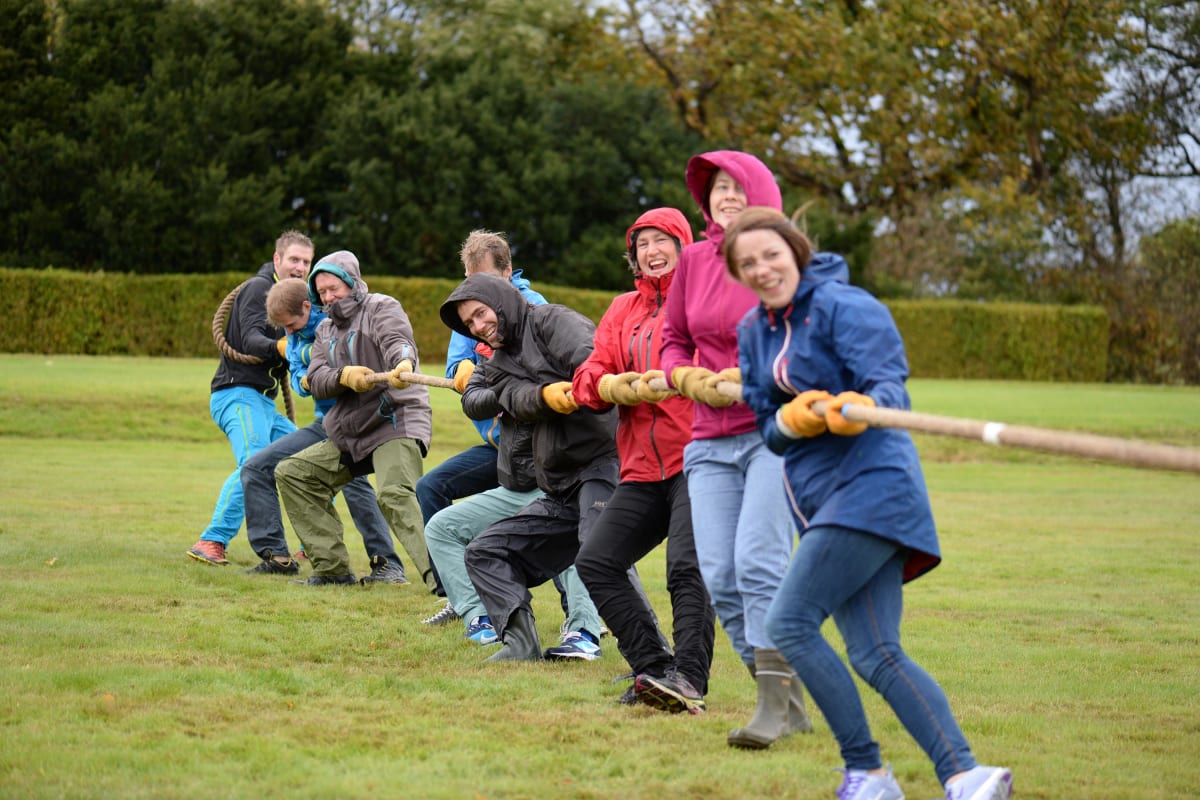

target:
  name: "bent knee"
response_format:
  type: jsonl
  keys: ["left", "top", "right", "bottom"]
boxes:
{"left": 765, "top": 599, "right": 825, "bottom": 651}
{"left": 274, "top": 456, "right": 304, "bottom": 486}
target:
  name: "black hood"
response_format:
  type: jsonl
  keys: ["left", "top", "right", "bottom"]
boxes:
{"left": 439, "top": 273, "right": 529, "bottom": 351}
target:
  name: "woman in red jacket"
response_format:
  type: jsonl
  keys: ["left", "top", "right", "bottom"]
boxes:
{"left": 573, "top": 208, "right": 716, "bottom": 713}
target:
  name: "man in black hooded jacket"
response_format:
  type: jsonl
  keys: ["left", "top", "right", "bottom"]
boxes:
{"left": 439, "top": 273, "right": 619, "bottom": 661}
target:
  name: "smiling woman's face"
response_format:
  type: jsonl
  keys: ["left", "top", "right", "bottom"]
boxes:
{"left": 634, "top": 227, "right": 679, "bottom": 278}
{"left": 708, "top": 169, "right": 748, "bottom": 230}
{"left": 731, "top": 227, "right": 800, "bottom": 310}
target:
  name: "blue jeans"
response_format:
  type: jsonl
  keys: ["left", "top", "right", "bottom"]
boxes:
{"left": 765, "top": 525, "right": 977, "bottom": 784}
{"left": 682, "top": 431, "right": 795, "bottom": 663}
{"left": 201, "top": 387, "right": 296, "bottom": 545}
{"left": 241, "top": 419, "right": 396, "bottom": 562}
{"left": 416, "top": 444, "right": 499, "bottom": 524}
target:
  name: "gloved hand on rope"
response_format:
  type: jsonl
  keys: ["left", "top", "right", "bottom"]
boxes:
{"left": 276, "top": 338, "right": 288, "bottom": 359}
{"left": 597, "top": 372, "right": 642, "bottom": 406}
{"left": 388, "top": 359, "right": 415, "bottom": 390}
{"left": 635, "top": 369, "right": 674, "bottom": 403}
{"left": 452, "top": 360, "right": 475, "bottom": 393}
{"left": 696, "top": 367, "right": 740, "bottom": 408}
{"left": 825, "top": 391, "right": 875, "bottom": 436}
{"left": 777, "top": 390, "right": 833, "bottom": 438}
{"left": 541, "top": 381, "right": 578, "bottom": 414}
{"left": 670, "top": 366, "right": 717, "bottom": 402}
{"left": 338, "top": 365, "right": 375, "bottom": 393}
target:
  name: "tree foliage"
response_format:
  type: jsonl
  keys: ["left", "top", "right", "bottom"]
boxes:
{"left": 0, "top": 0, "right": 699, "bottom": 287}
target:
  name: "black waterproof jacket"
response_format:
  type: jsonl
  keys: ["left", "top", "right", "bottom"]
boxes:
{"left": 440, "top": 274, "right": 617, "bottom": 495}
{"left": 460, "top": 364, "right": 537, "bottom": 494}
{"left": 210, "top": 262, "right": 288, "bottom": 397}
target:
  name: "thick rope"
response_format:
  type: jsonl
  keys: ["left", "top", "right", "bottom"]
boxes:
{"left": 629, "top": 375, "right": 1200, "bottom": 475}
{"left": 358, "top": 366, "right": 1200, "bottom": 474}
{"left": 211, "top": 279, "right": 295, "bottom": 423}
{"left": 366, "top": 371, "right": 455, "bottom": 389}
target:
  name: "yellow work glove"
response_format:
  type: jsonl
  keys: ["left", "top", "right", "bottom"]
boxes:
{"left": 825, "top": 391, "right": 875, "bottom": 436}
{"left": 300, "top": 374, "right": 310, "bottom": 392}
{"left": 388, "top": 359, "right": 415, "bottom": 390}
{"left": 696, "top": 367, "right": 741, "bottom": 408}
{"left": 541, "top": 381, "right": 579, "bottom": 414}
{"left": 635, "top": 370, "right": 673, "bottom": 403}
{"left": 597, "top": 372, "right": 642, "bottom": 406}
{"left": 670, "top": 365, "right": 717, "bottom": 402}
{"left": 777, "top": 390, "right": 833, "bottom": 438}
{"left": 276, "top": 338, "right": 288, "bottom": 359}
{"left": 452, "top": 360, "right": 475, "bottom": 393}
{"left": 339, "top": 365, "right": 375, "bottom": 393}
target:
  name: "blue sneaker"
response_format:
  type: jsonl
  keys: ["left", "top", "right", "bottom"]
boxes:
{"left": 543, "top": 631, "right": 601, "bottom": 661}
{"left": 464, "top": 615, "right": 498, "bottom": 645}
{"left": 836, "top": 765, "right": 904, "bottom": 800}
{"left": 945, "top": 766, "right": 1012, "bottom": 800}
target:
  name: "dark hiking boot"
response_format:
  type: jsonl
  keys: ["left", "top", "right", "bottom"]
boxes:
{"left": 360, "top": 555, "right": 408, "bottom": 585}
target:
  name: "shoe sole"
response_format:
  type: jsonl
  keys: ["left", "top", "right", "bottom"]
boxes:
{"left": 186, "top": 549, "right": 229, "bottom": 566}
{"left": 543, "top": 650, "right": 600, "bottom": 661}
{"left": 634, "top": 676, "right": 706, "bottom": 715}
{"left": 726, "top": 732, "right": 772, "bottom": 749}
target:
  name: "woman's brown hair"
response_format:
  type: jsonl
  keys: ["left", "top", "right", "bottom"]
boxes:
{"left": 721, "top": 206, "right": 813, "bottom": 282}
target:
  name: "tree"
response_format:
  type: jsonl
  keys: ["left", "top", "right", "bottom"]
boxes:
{"left": 319, "top": 0, "right": 701, "bottom": 288}
{"left": 0, "top": 0, "right": 354, "bottom": 273}
{"left": 611, "top": 1, "right": 1197, "bottom": 296}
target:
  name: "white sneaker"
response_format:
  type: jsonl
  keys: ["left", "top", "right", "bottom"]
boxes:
{"left": 836, "top": 765, "right": 904, "bottom": 800}
{"left": 945, "top": 766, "right": 1013, "bottom": 800}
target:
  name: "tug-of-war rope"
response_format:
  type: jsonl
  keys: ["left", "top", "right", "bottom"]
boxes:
{"left": 212, "top": 280, "right": 296, "bottom": 423}
{"left": 365, "top": 369, "right": 1200, "bottom": 475}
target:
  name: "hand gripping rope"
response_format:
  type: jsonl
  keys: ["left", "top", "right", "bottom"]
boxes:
{"left": 212, "top": 279, "right": 296, "bottom": 423}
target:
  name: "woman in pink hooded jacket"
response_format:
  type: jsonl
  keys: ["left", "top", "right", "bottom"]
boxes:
{"left": 657, "top": 151, "right": 811, "bottom": 748}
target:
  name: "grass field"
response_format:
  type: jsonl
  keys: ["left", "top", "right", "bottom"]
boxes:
{"left": 1, "top": 355, "right": 1198, "bottom": 799}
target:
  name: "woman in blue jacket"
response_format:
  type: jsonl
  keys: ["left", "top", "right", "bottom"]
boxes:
{"left": 726, "top": 207, "right": 1012, "bottom": 800}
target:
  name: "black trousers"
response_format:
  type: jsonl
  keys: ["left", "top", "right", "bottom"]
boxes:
{"left": 574, "top": 474, "right": 715, "bottom": 694}
{"left": 465, "top": 473, "right": 616, "bottom": 638}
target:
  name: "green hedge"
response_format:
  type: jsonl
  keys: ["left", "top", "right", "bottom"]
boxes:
{"left": 0, "top": 268, "right": 1107, "bottom": 381}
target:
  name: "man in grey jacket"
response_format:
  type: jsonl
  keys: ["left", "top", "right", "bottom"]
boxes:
{"left": 275, "top": 251, "right": 435, "bottom": 588}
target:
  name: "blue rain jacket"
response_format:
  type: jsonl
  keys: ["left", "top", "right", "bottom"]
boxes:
{"left": 737, "top": 252, "right": 940, "bottom": 582}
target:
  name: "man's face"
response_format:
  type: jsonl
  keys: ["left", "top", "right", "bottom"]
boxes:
{"left": 314, "top": 272, "right": 351, "bottom": 307}
{"left": 464, "top": 253, "right": 512, "bottom": 281}
{"left": 274, "top": 244, "right": 314, "bottom": 281}
{"left": 458, "top": 299, "right": 502, "bottom": 348}
{"left": 276, "top": 302, "right": 311, "bottom": 335}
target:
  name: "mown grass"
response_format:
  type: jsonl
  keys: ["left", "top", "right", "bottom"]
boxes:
{"left": 1, "top": 355, "right": 1198, "bottom": 799}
